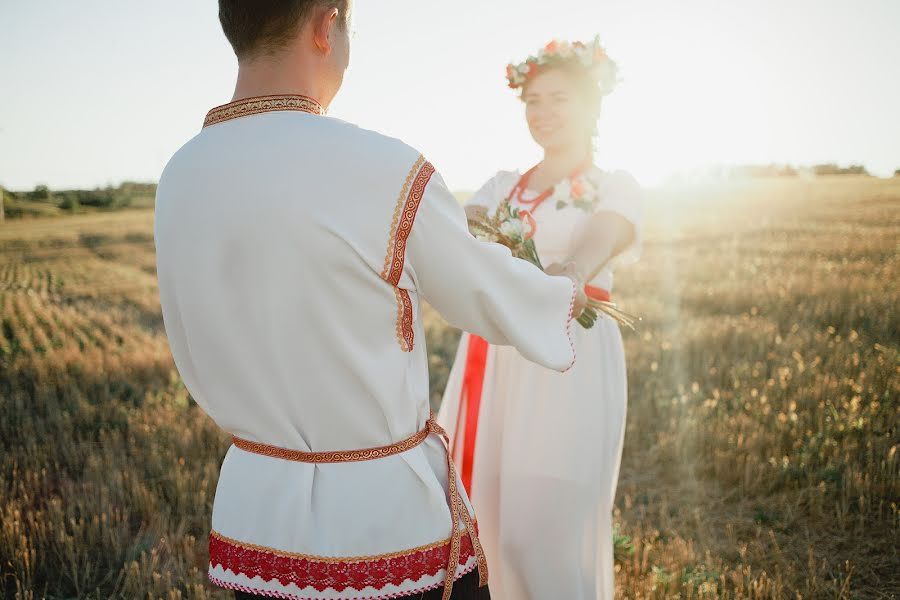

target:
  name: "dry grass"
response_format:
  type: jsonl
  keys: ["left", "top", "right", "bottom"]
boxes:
{"left": 0, "top": 177, "right": 897, "bottom": 599}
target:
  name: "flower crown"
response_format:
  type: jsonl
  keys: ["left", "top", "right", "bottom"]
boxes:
{"left": 506, "top": 36, "right": 619, "bottom": 96}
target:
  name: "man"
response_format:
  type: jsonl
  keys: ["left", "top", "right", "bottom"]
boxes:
{"left": 154, "top": 2, "right": 587, "bottom": 599}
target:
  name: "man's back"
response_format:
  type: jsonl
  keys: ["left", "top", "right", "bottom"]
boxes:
{"left": 154, "top": 95, "right": 578, "bottom": 599}
{"left": 156, "top": 106, "right": 431, "bottom": 450}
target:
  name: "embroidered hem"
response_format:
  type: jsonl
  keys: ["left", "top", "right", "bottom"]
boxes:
{"left": 208, "top": 559, "right": 478, "bottom": 600}
{"left": 208, "top": 528, "right": 477, "bottom": 595}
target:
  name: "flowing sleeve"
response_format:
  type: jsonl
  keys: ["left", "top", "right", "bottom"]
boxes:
{"left": 405, "top": 168, "right": 577, "bottom": 372}
{"left": 595, "top": 170, "right": 643, "bottom": 268}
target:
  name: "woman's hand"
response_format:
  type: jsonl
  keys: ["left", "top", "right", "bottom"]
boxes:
{"left": 568, "top": 212, "right": 634, "bottom": 283}
{"left": 545, "top": 261, "right": 588, "bottom": 319}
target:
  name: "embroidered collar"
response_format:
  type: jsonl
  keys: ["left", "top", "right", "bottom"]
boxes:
{"left": 202, "top": 94, "right": 324, "bottom": 128}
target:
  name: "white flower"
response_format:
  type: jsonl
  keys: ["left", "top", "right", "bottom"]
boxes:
{"left": 578, "top": 49, "right": 593, "bottom": 68}
{"left": 551, "top": 179, "right": 572, "bottom": 204}
{"left": 499, "top": 219, "right": 525, "bottom": 241}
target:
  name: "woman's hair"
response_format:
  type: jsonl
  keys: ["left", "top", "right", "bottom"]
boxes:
{"left": 218, "top": 0, "right": 349, "bottom": 61}
{"left": 510, "top": 38, "right": 617, "bottom": 144}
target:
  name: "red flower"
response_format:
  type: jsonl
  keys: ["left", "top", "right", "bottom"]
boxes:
{"left": 571, "top": 179, "right": 585, "bottom": 199}
{"left": 545, "top": 40, "right": 558, "bottom": 53}
{"left": 527, "top": 62, "right": 539, "bottom": 77}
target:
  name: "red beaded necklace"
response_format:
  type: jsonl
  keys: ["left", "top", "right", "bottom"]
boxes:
{"left": 506, "top": 159, "right": 594, "bottom": 212}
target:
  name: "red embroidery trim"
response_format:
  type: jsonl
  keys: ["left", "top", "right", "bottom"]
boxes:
{"left": 208, "top": 529, "right": 477, "bottom": 594}
{"left": 208, "top": 559, "right": 478, "bottom": 600}
{"left": 386, "top": 161, "right": 435, "bottom": 286}
{"left": 382, "top": 157, "right": 436, "bottom": 352}
{"left": 203, "top": 94, "right": 324, "bottom": 128}
{"left": 226, "top": 416, "right": 487, "bottom": 597}
{"left": 397, "top": 288, "right": 415, "bottom": 352}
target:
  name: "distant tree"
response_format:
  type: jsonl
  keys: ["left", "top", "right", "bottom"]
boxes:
{"left": 58, "top": 193, "right": 80, "bottom": 211}
{"left": 75, "top": 188, "right": 115, "bottom": 208}
{"left": 894, "top": 169, "right": 900, "bottom": 177}
{"left": 29, "top": 184, "right": 51, "bottom": 201}
{"left": 732, "top": 164, "right": 797, "bottom": 178}
{"left": 813, "top": 163, "right": 870, "bottom": 176}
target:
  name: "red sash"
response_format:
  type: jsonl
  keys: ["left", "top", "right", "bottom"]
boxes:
{"left": 453, "top": 285, "right": 609, "bottom": 496}
{"left": 452, "top": 334, "right": 489, "bottom": 496}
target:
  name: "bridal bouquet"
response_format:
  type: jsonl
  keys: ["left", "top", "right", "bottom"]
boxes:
{"left": 467, "top": 200, "right": 638, "bottom": 330}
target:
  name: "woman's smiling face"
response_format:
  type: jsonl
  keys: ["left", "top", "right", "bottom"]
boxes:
{"left": 523, "top": 68, "right": 597, "bottom": 154}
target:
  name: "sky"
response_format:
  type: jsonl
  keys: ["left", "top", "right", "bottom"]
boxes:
{"left": 1, "top": 0, "right": 899, "bottom": 191}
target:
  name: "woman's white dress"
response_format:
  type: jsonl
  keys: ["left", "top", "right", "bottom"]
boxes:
{"left": 437, "top": 167, "right": 642, "bottom": 599}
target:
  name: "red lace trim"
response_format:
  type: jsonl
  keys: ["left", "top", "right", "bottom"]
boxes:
{"left": 208, "top": 529, "right": 476, "bottom": 593}
{"left": 209, "top": 560, "right": 479, "bottom": 600}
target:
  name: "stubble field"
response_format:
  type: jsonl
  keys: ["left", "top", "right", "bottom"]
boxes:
{"left": 1, "top": 176, "right": 897, "bottom": 599}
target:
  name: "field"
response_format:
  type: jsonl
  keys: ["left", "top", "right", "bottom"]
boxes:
{"left": 0, "top": 177, "right": 897, "bottom": 599}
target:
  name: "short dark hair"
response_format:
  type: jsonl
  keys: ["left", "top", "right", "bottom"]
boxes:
{"left": 219, "top": 0, "right": 349, "bottom": 60}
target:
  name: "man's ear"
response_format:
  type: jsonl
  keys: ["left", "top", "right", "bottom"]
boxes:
{"left": 313, "top": 7, "right": 340, "bottom": 53}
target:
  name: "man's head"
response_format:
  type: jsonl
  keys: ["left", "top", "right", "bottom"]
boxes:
{"left": 219, "top": 0, "right": 352, "bottom": 105}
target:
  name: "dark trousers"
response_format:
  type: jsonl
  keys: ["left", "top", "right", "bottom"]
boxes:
{"left": 233, "top": 569, "right": 490, "bottom": 600}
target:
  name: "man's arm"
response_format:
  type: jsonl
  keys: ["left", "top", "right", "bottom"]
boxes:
{"left": 404, "top": 167, "right": 583, "bottom": 372}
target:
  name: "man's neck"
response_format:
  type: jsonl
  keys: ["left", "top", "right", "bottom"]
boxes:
{"left": 231, "top": 55, "right": 330, "bottom": 108}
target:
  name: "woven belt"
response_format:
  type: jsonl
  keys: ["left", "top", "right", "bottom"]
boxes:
{"left": 231, "top": 415, "right": 488, "bottom": 600}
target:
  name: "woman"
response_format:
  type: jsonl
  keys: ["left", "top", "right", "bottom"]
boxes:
{"left": 437, "top": 37, "right": 641, "bottom": 599}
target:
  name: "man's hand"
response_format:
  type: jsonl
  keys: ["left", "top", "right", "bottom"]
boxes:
{"left": 545, "top": 261, "right": 587, "bottom": 319}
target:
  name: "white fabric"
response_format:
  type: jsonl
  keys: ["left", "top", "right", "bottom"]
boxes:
{"left": 154, "top": 109, "right": 577, "bottom": 598}
{"left": 437, "top": 167, "right": 641, "bottom": 599}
